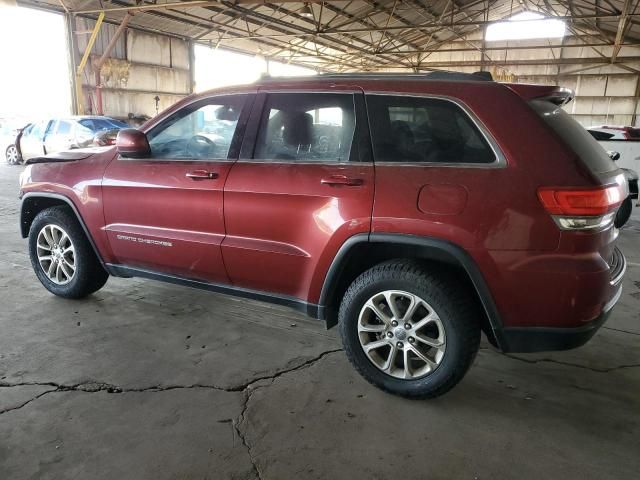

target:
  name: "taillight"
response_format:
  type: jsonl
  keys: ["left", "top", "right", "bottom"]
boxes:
{"left": 538, "top": 185, "right": 624, "bottom": 231}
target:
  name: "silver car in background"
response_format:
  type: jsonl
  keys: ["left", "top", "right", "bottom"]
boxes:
{"left": 6, "top": 116, "right": 128, "bottom": 164}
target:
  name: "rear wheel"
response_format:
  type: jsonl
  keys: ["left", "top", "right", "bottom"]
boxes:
{"left": 28, "top": 206, "right": 108, "bottom": 298}
{"left": 339, "top": 261, "right": 481, "bottom": 399}
{"left": 615, "top": 197, "right": 633, "bottom": 228}
{"left": 5, "top": 145, "right": 20, "bottom": 165}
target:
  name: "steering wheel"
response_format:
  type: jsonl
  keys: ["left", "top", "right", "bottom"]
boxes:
{"left": 186, "top": 135, "right": 216, "bottom": 158}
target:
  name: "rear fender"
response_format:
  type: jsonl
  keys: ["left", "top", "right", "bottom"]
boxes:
{"left": 319, "top": 233, "right": 505, "bottom": 349}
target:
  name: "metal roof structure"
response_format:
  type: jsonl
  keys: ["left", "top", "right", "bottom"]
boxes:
{"left": 16, "top": 0, "right": 640, "bottom": 73}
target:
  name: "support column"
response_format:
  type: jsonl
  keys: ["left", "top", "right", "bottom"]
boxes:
{"left": 188, "top": 40, "right": 197, "bottom": 93}
{"left": 631, "top": 75, "right": 640, "bottom": 126}
{"left": 65, "top": 13, "right": 79, "bottom": 114}
{"left": 75, "top": 11, "right": 104, "bottom": 115}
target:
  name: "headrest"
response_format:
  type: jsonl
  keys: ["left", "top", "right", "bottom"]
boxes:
{"left": 282, "top": 111, "right": 313, "bottom": 146}
{"left": 216, "top": 105, "right": 241, "bottom": 121}
{"left": 428, "top": 106, "right": 461, "bottom": 143}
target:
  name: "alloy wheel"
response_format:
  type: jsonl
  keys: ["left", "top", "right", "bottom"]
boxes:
{"left": 36, "top": 224, "right": 76, "bottom": 285}
{"left": 6, "top": 145, "right": 18, "bottom": 164}
{"left": 358, "top": 290, "right": 446, "bottom": 379}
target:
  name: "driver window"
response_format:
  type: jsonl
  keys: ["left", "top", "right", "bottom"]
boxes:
{"left": 253, "top": 93, "right": 355, "bottom": 162}
{"left": 147, "top": 96, "right": 245, "bottom": 160}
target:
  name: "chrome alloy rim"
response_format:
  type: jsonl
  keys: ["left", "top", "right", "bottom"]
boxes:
{"left": 358, "top": 290, "right": 446, "bottom": 379}
{"left": 36, "top": 224, "right": 76, "bottom": 285}
{"left": 6, "top": 145, "right": 18, "bottom": 164}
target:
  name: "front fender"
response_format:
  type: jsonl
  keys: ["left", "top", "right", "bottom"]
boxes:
{"left": 20, "top": 192, "right": 106, "bottom": 268}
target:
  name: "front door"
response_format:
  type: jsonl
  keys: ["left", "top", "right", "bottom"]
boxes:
{"left": 20, "top": 120, "right": 51, "bottom": 160}
{"left": 222, "top": 89, "right": 374, "bottom": 302}
{"left": 102, "top": 93, "right": 252, "bottom": 283}
{"left": 44, "top": 120, "right": 73, "bottom": 154}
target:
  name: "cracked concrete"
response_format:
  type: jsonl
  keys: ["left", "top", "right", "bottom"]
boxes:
{"left": 0, "top": 385, "right": 56, "bottom": 414}
{"left": 0, "top": 348, "right": 341, "bottom": 480}
{"left": 1, "top": 163, "right": 640, "bottom": 479}
{"left": 240, "top": 350, "right": 640, "bottom": 480}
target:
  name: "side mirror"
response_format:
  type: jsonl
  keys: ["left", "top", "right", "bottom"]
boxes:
{"left": 608, "top": 151, "right": 621, "bottom": 161}
{"left": 116, "top": 129, "right": 151, "bottom": 158}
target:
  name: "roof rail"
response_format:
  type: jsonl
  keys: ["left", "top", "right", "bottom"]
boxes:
{"left": 258, "top": 70, "right": 494, "bottom": 83}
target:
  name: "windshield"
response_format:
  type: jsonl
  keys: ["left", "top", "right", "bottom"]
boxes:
{"left": 78, "top": 118, "right": 127, "bottom": 132}
{"left": 530, "top": 100, "right": 617, "bottom": 174}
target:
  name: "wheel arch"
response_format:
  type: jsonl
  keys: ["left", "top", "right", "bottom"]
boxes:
{"left": 319, "top": 233, "right": 504, "bottom": 349}
{"left": 20, "top": 192, "right": 105, "bottom": 267}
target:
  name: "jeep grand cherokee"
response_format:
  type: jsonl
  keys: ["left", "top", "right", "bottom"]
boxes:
{"left": 19, "top": 71, "right": 627, "bottom": 398}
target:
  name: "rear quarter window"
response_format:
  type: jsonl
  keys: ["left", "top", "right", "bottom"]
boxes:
{"left": 366, "top": 95, "right": 496, "bottom": 164}
{"left": 530, "top": 100, "right": 617, "bottom": 174}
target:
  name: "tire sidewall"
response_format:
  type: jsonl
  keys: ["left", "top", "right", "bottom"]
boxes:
{"left": 340, "top": 275, "right": 468, "bottom": 395}
{"left": 29, "top": 209, "right": 91, "bottom": 297}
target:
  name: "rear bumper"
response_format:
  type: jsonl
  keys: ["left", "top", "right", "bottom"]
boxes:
{"left": 495, "top": 246, "right": 625, "bottom": 353}
{"left": 495, "top": 276, "right": 623, "bottom": 353}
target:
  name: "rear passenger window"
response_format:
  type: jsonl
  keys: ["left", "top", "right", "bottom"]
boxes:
{"left": 367, "top": 95, "right": 496, "bottom": 164}
{"left": 253, "top": 93, "right": 355, "bottom": 162}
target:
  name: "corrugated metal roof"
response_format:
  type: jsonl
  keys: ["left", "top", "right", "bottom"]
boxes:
{"left": 15, "top": 0, "right": 640, "bottom": 72}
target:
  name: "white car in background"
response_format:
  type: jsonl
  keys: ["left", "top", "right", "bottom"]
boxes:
{"left": 5, "top": 116, "right": 129, "bottom": 165}
{"left": 586, "top": 124, "right": 640, "bottom": 173}
{"left": 587, "top": 125, "right": 640, "bottom": 140}
{"left": 586, "top": 125, "right": 639, "bottom": 227}
{"left": 1, "top": 120, "right": 29, "bottom": 165}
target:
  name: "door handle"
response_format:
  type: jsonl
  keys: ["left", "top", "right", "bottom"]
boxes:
{"left": 321, "top": 175, "right": 364, "bottom": 187}
{"left": 186, "top": 170, "right": 219, "bottom": 180}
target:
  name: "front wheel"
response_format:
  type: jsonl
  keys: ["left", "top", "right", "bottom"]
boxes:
{"left": 5, "top": 145, "right": 20, "bottom": 165}
{"left": 28, "top": 206, "right": 108, "bottom": 298}
{"left": 339, "top": 261, "right": 481, "bottom": 399}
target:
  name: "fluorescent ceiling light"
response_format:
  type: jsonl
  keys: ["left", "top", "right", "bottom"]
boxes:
{"left": 486, "top": 12, "right": 566, "bottom": 41}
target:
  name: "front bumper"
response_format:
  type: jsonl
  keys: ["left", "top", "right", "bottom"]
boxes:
{"left": 495, "top": 248, "right": 625, "bottom": 353}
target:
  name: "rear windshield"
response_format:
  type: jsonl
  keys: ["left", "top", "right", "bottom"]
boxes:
{"left": 530, "top": 100, "right": 617, "bottom": 174}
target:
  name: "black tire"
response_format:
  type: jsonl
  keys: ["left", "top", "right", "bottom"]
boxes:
{"left": 339, "top": 260, "right": 481, "bottom": 399}
{"left": 28, "top": 206, "right": 108, "bottom": 298}
{"left": 615, "top": 197, "right": 633, "bottom": 229}
{"left": 5, "top": 144, "right": 20, "bottom": 165}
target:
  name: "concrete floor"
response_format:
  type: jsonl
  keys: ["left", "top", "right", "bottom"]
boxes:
{"left": 0, "top": 162, "right": 638, "bottom": 480}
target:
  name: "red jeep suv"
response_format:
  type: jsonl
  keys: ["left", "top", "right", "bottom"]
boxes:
{"left": 19, "top": 72, "right": 627, "bottom": 398}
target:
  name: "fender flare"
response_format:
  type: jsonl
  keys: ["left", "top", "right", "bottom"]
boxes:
{"left": 319, "top": 233, "right": 505, "bottom": 348}
{"left": 20, "top": 192, "right": 106, "bottom": 267}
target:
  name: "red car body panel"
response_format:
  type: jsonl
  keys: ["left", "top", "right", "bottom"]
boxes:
{"left": 21, "top": 150, "right": 117, "bottom": 264}
{"left": 101, "top": 158, "right": 232, "bottom": 284}
{"left": 19, "top": 75, "right": 626, "bottom": 352}
{"left": 222, "top": 161, "right": 374, "bottom": 301}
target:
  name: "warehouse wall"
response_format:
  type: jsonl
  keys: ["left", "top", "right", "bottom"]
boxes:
{"left": 74, "top": 18, "right": 192, "bottom": 119}
{"left": 425, "top": 30, "right": 640, "bottom": 127}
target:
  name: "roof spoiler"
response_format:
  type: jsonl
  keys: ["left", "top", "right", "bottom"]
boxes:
{"left": 506, "top": 84, "right": 574, "bottom": 106}
{"left": 538, "top": 88, "right": 574, "bottom": 106}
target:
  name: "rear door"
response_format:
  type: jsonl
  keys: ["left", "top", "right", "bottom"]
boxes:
{"left": 221, "top": 89, "right": 374, "bottom": 302}
{"left": 102, "top": 93, "right": 253, "bottom": 283}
